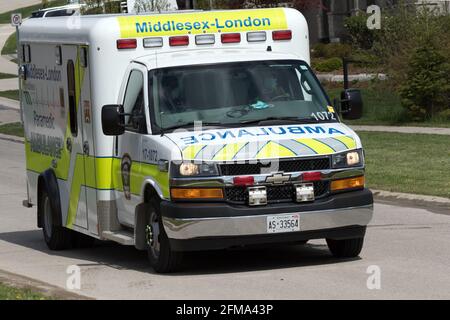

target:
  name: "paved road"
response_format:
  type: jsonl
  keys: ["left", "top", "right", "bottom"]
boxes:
{"left": 0, "top": 138, "right": 449, "bottom": 299}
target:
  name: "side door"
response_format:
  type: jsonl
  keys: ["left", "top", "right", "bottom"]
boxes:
{"left": 61, "top": 45, "right": 90, "bottom": 230}
{"left": 114, "top": 66, "right": 149, "bottom": 227}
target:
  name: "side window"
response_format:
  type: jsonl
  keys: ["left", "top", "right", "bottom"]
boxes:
{"left": 123, "top": 70, "right": 146, "bottom": 133}
{"left": 67, "top": 60, "right": 77, "bottom": 137}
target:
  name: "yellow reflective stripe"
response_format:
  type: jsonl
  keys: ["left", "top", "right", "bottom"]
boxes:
{"left": 66, "top": 155, "right": 84, "bottom": 228}
{"left": 296, "top": 138, "right": 335, "bottom": 155}
{"left": 182, "top": 144, "right": 205, "bottom": 160}
{"left": 213, "top": 142, "right": 247, "bottom": 161}
{"left": 256, "top": 141, "right": 296, "bottom": 159}
{"left": 333, "top": 136, "right": 357, "bottom": 149}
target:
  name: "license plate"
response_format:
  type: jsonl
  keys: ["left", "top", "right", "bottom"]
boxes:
{"left": 267, "top": 214, "right": 300, "bottom": 234}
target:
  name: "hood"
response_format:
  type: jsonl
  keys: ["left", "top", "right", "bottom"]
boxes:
{"left": 166, "top": 123, "right": 361, "bottom": 162}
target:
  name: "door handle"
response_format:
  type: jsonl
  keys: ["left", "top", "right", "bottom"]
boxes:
{"left": 83, "top": 141, "right": 89, "bottom": 155}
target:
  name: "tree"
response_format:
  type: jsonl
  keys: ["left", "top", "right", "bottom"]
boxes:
{"left": 134, "top": 0, "right": 172, "bottom": 12}
{"left": 400, "top": 37, "right": 450, "bottom": 120}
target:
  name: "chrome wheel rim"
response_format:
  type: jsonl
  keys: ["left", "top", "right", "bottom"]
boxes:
{"left": 43, "top": 196, "right": 52, "bottom": 238}
{"left": 146, "top": 212, "right": 160, "bottom": 259}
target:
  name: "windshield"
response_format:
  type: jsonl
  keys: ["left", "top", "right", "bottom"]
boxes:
{"left": 149, "top": 60, "right": 337, "bottom": 132}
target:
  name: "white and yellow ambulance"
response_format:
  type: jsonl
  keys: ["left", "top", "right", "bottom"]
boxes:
{"left": 19, "top": 7, "right": 373, "bottom": 272}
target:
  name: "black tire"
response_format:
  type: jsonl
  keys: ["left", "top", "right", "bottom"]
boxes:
{"left": 326, "top": 237, "right": 364, "bottom": 258}
{"left": 146, "top": 199, "right": 183, "bottom": 273}
{"left": 39, "top": 187, "right": 73, "bottom": 250}
{"left": 297, "top": 240, "right": 309, "bottom": 245}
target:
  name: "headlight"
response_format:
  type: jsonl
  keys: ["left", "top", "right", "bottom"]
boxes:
{"left": 171, "top": 162, "right": 219, "bottom": 177}
{"left": 332, "top": 150, "right": 363, "bottom": 168}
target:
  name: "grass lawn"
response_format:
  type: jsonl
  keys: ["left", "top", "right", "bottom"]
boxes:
{"left": 0, "top": 90, "right": 19, "bottom": 101}
{"left": 0, "top": 282, "right": 50, "bottom": 300}
{"left": 359, "top": 131, "right": 450, "bottom": 198}
{"left": 0, "top": 122, "right": 23, "bottom": 137}
{"left": 0, "top": 72, "right": 16, "bottom": 79}
{"left": 0, "top": 0, "right": 68, "bottom": 24}
{"left": 1, "top": 32, "right": 17, "bottom": 56}
{"left": 324, "top": 81, "right": 450, "bottom": 128}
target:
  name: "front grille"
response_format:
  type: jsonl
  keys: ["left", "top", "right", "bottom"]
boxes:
{"left": 219, "top": 157, "right": 330, "bottom": 176}
{"left": 225, "top": 181, "right": 330, "bottom": 204}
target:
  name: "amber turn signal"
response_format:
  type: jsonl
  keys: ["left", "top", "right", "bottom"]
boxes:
{"left": 171, "top": 188, "right": 224, "bottom": 200}
{"left": 331, "top": 176, "right": 365, "bottom": 192}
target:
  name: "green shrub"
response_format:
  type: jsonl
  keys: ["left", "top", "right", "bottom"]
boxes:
{"left": 400, "top": 38, "right": 450, "bottom": 120}
{"left": 313, "top": 57, "right": 343, "bottom": 72}
{"left": 312, "top": 43, "right": 352, "bottom": 59}
{"left": 344, "top": 13, "right": 378, "bottom": 50}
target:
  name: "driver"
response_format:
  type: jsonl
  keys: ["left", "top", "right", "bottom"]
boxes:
{"left": 160, "top": 75, "right": 184, "bottom": 113}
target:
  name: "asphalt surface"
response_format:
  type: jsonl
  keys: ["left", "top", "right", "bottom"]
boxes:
{"left": 0, "top": 138, "right": 449, "bottom": 300}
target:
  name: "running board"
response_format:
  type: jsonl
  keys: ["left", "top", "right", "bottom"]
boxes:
{"left": 101, "top": 231, "right": 135, "bottom": 246}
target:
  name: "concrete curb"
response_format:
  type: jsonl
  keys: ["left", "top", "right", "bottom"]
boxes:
{"left": 372, "top": 189, "right": 450, "bottom": 210}
{"left": 0, "top": 269, "right": 93, "bottom": 300}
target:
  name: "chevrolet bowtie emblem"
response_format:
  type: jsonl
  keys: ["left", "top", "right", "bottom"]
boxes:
{"left": 265, "top": 173, "right": 291, "bottom": 185}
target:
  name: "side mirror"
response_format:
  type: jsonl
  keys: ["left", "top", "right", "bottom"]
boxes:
{"left": 102, "top": 105, "right": 125, "bottom": 136}
{"left": 340, "top": 89, "right": 363, "bottom": 120}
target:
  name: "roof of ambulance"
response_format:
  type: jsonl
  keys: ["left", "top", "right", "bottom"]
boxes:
{"left": 134, "top": 49, "right": 303, "bottom": 69}
{"left": 19, "top": 8, "right": 307, "bottom": 43}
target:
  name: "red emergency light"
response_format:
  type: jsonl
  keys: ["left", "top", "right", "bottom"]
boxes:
{"left": 272, "top": 30, "right": 292, "bottom": 41}
{"left": 233, "top": 176, "right": 254, "bottom": 186}
{"left": 303, "top": 172, "right": 321, "bottom": 182}
{"left": 169, "top": 36, "right": 190, "bottom": 46}
{"left": 117, "top": 39, "right": 137, "bottom": 49}
{"left": 221, "top": 33, "right": 241, "bottom": 44}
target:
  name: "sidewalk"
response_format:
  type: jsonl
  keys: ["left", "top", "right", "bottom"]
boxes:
{"left": 350, "top": 125, "right": 450, "bottom": 136}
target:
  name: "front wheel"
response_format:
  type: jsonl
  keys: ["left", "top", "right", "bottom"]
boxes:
{"left": 326, "top": 237, "right": 364, "bottom": 258}
{"left": 146, "top": 201, "right": 183, "bottom": 273}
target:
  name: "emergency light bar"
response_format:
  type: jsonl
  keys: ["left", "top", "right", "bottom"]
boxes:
{"left": 117, "top": 29, "right": 292, "bottom": 50}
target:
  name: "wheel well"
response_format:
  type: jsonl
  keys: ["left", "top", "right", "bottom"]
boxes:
{"left": 144, "top": 184, "right": 161, "bottom": 204}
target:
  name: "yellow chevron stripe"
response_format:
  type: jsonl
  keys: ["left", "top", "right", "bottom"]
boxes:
{"left": 256, "top": 141, "right": 296, "bottom": 159}
{"left": 182, "top": 144, "right": 206, "bottom": 160}
{"left": 296, "top": 138, "right": 335, "bottom": 154}
{"left": 334, "top": 136, "right": 357, "bottom": 149}
{"left": 213, "top": 142, "right": 247, "bottom": 161}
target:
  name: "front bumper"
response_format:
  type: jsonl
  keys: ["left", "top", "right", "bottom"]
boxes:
{"left": 161, "top": 188, "right": 373, "bottom": 251}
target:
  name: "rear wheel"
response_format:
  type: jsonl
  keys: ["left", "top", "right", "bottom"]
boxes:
{"left": 326, "top": 237, "right": 364, "bottom": 258}
{"left": 40, "top": 188, "right": 73, "bottom": 250}
{"left": 146, "top": 200, "right": 183, "bottom": 273}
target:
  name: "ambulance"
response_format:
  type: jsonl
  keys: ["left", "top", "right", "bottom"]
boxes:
{"left": 19, "top": 7, "right": 373, "bottom": 272}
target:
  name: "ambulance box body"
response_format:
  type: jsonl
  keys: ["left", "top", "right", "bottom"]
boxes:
{"left": 19, "top": 8, "right": 373, "bottom": 273}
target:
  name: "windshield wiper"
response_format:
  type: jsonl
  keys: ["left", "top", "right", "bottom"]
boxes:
{"left": 162, "top": 121, "right": 223, "bottom": 132}
{"left": 239, "top": 117, "right": 322, "bottom": 125}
